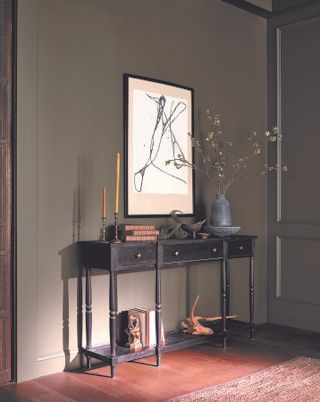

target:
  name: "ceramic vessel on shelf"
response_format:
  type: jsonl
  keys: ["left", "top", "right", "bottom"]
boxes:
{"left": 207, "top": 193, "right": 240, "bottom": 237}
{"left": 210, "top": 193, "right": 231, "bottom": 226}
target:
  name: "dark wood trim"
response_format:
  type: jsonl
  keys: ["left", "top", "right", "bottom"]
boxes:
{"left": 221, "top": 0, "right": 320, "bottom": 18}
{"left": 12, "top": 0, "right": 17, "bottom": 383}
{"left": 0, "top": 0, "right": 14, "bottom": 385}
{"left": 271, "top": 0, "right": 320, "bottom": 17}
{"left": 221, "top": 0, "right": 272, "bottom": 18}
{"left": 272, "top": 0, "right": 318, "bottom": 12}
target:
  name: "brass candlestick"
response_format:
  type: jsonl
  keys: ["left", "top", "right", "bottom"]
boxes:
{"left": 112, "top": 212, "right": 122, "bottom": 243}
{"left": 99, "top": 217, "right": 107, "bottom": 242}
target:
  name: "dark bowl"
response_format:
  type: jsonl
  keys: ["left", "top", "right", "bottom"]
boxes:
{"left": 203, "top": 225, "right": 240, "bottom": 237}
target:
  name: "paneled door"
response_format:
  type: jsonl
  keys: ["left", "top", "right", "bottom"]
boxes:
{"left": 268, "top": 4, "right": 320, "bottom": 332}
{"left": 0, "top": 0, "right": 14, "bottom": 384}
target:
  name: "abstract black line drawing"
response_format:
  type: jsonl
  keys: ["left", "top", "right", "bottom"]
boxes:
{"left": 134, "top": 94, "right": 190, "bottom": 192}
{"left": 124, "top": 74, "right": 194, "bottom": 217}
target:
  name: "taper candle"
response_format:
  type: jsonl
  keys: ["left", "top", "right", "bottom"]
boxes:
{"left": 102, "top": 187, "right": 107, "bottom": 219}
{"left": 115, "top": 153, "right": 120, "bottom": 214}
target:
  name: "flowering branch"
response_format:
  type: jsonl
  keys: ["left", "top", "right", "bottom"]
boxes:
{"left": 166, "top": 111, "right": 288, "bottom": 194}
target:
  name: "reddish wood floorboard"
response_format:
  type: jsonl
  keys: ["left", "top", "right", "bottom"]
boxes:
{"left": 1, "top": 322, "right": 319, "bottom": 402}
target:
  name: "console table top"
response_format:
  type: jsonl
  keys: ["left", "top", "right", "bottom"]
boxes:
{"left": 80, "top": 234, "right": 257, "bottom": 245}
{"left": 80, "top": 235, "right": 257, "bottom": 272}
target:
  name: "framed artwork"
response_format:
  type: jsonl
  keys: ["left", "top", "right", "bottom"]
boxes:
{"left": 124, "top": 74, "right": 194, "bottom": 217}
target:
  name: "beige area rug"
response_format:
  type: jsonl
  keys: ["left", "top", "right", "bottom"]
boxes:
{"left": 167, "top": 356, "right": 320, "bottom": 402}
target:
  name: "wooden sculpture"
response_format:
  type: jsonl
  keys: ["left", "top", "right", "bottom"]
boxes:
{"left": 181, "top": 295, "right": 237, "bottom": 335}
{"left": 126, "top": 315, "right": 143, "bottom": 352}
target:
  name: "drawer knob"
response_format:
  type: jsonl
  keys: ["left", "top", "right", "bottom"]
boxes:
{"left": 135, "top": 253, "right": 142, "bottom": 259}
{"left": 238, "top": 246, "right": 244, "bottom": 251}
{"left": 173, "top": 250, "right": 180, "bottom": 257}
{"left": 212, "top": 248, "right": 217, "bottom": 253}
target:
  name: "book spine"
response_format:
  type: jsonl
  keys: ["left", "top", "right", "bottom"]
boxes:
{"left": 125, "top": 235, "right": 158, "bottom": 241}
{"left": 161, "top": 318, "right": 165, "bottom": 345}
{"left": 145, "top": 310, "right": 150, "bottom": 347}
{"left": 125, "top": 230, "right": 159, "bottom": 236}
{"left": 145, "top": 308, "right": 164, "bottom": 346}
{"left": 149, "top": 309, "right": 156, "bottom": 347}
{"left": 123, "top": 225, "right": 156, "bottom": 231}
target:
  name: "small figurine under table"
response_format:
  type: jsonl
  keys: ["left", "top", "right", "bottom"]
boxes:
{"left": 126, "top": 315, "right": 143, "bottom": 352}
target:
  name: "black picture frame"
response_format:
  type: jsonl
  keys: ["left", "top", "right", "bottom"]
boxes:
{"left": 123, "top": 74, "right": 195, "bottom": 218}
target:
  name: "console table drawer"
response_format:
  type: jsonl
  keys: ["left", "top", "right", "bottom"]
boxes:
{"left": 117, "top": 244, "right": 156, "bottom": 268}
{"left": 163, "top": 242, "right": 223, "bottom": 264}
{"left": 228, "top": 239, "right": 252, "bottom": 258}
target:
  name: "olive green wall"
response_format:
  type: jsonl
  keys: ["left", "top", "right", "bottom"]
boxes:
{"left": 17, "top": 0, "right": 267, "bottom": 381}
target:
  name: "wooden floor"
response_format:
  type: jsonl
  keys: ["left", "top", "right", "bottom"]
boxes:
{"left": 1, "top": 322, "right": 320, "bottom": 402}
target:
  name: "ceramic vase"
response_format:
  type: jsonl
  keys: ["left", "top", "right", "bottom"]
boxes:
{"left": 210, "top": 193, "right": 232, "bottom": 227}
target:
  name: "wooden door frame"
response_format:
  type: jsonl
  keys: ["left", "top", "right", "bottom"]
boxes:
{"left": 0, "top": 0, "right": 16, "bottom": 384}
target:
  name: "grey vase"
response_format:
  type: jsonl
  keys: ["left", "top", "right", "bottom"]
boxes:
{"left": 210, "top": 193, "right": 232, "bottom": 227}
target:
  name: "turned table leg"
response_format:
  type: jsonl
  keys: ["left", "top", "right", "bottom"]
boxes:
{"left": 221, "top": 259, "right": 227, "bottom": 348}
{"left": 155, "top": 265, "right": 162, "bottom": 367}
{"left": 226, "top": 260, "right": 230, "bottom": 316}
{"left": 85, "top": 267, "right": 92, "bottom": 369}
{"left": 109, "top": 271, "right": 117, "bottom": 377}
{"left": 249, "top": 256, "right": 255, "bottom": 340}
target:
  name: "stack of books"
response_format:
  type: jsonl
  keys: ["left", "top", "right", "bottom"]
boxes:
{"left": 121, "top": 224, "right": 159, "bottom": 242}
{"left": 117, "top": 307, "right": 165, "bottom": 348}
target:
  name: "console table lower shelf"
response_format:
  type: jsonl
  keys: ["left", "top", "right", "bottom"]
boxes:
{"left": 84, "top": 331, "right": 222, "bottom": 365}
{"left": 84, "top": 326, "right": 223, "bottom": 366}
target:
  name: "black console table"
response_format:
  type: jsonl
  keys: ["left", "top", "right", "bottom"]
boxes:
{"left": 80, "top": 235, "right": 256, "bottom": 378}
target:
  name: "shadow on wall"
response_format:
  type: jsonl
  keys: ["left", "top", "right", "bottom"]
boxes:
{"left": 59, "top": 158, "right": 93, "bottom": 371}
{"left": 60, "top": 181, "right": 108, "bottom": 373}
{"left": 59, "top": 243, "right": 84, "bottom": 371}
{"left": 59, "top": 177, "right": 85, "bottom": 371}
{"left": 59, "top": 243, "right": 108, "bottom": 372}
